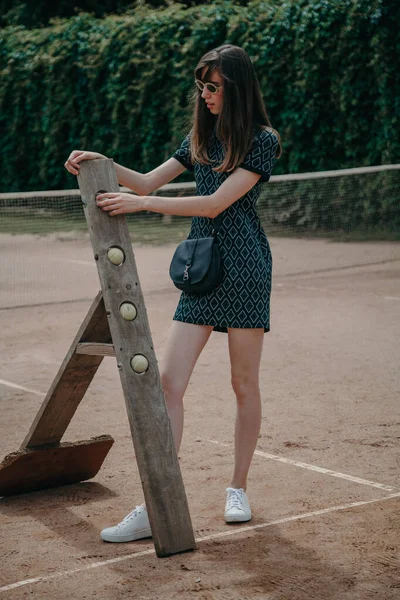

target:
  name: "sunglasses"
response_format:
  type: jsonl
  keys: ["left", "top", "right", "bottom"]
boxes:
{"left": 195, "top": 79, "right": 223, "bottom": 95}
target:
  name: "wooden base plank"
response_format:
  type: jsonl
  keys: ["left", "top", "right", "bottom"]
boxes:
{"left": 0, "top": 435, "right": 114, "bottom": 496}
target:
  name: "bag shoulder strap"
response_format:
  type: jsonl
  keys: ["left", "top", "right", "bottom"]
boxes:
{"left": 211, "top": 212, "right": 224, "bottom": 233}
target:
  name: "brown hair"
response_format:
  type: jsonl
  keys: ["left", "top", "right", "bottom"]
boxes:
{"left": 190, "top": 44, "right": 281, "bottom": 173}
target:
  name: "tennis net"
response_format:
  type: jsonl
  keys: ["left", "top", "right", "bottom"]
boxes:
{"left": 1, "top": 164, "right": 399, "bottom": 309}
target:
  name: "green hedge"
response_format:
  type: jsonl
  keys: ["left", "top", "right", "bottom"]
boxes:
{"left": 0, "top": 0, "right": 134, "bottom": 28}
{"left": 0, "top": 0, "right": 399, "bottom": 194}
{"left": 0, "top": 1, "right": 241, "bottom": 28}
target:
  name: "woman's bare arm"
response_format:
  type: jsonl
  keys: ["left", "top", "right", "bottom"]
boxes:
{"left": 115, "top": 158, "right": 186, "bottom": 195}
{"left": 96, "top": 168, "right": 261, "bottom": 218}
{"left": 141, "top": 168, "right": 261, "bottom": 218}
{"left": 66, "top": 152, "right": 187, "bottom": 195}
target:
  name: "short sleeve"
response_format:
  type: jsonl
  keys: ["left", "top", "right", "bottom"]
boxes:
{"left": 172, "top": 134, "right": 194, "bottom": 172}
{"left": 239, "top": 129, "right": 279, "bottom": 182}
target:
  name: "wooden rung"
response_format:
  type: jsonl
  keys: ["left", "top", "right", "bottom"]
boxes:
{"left": 76, "top": 342, "right": 116, "bottom": 357}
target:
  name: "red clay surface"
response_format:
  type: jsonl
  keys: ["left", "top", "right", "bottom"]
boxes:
{"left": 0, "top": 235, "right": 399, "bottom": 599}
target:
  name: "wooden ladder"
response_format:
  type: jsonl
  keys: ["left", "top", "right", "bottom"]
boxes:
{"left": 0, "top": 159, "right": 195, "bottom": 557}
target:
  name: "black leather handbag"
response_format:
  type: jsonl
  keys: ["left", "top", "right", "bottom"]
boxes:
{"left": 169, "top": 215, "right": 224, "bottom": 295}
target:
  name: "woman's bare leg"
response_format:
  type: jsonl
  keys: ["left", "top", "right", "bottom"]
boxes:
{"left": 160, "top": 321, "right": 213, "bottom": 453}
{"left": 100, "top": 321, "right": 213, "bottom": 541}
{"left": 227, "top": 328, "right": 265, "bottom": 491}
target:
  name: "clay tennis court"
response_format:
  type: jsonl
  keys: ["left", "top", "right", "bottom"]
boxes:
{"left": 1, "top": 234, "right": 399, "bottom": 599}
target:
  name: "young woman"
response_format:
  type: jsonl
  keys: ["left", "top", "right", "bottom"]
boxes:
{"left": 65, "top": 44, "right": 281, "bottom": 543}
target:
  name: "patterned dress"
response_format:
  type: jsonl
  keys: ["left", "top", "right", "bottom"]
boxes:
{"left": 172, "top": 128, "right": 279, "bottom": 333}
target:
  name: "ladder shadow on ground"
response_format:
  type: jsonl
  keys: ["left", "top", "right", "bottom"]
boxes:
{"left": 0, "top": 482, "right": 137, "bottom": 556}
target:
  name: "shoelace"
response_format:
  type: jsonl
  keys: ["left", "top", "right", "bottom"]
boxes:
{"left": 226, "top": 487, "right": 244, "bottom": 510}
{"left": 118, "top": 505, "right": 146, "bottom": 526}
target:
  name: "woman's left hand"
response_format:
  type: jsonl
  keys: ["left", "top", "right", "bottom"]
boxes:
{"left": 96, "top": 192, "right": 147, "bottom": 216}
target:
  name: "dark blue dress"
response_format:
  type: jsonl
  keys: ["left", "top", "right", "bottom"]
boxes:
{"left": 172, "top": 128, "right": 279, "bottom": 333}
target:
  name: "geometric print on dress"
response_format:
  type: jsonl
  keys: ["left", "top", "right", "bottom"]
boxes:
{"left": 172, "top": 128, "right": 278, "bottom": 333}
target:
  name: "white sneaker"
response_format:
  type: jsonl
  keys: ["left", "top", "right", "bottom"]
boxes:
{"left": 100, "top": 505, "right": 152, "bottom": 543}
{"left": 224, "top": 487, "right": 252, "bottom": 523}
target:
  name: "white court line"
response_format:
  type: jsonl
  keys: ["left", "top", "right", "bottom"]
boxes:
{"left": 206, "top": 440, "right": 397, "bottom": 492}
{"left": 62, "top": 259, "right": 93, "bottom": 266}
{"left": 1, "top": 492, "right": 400, "bottom": 594}
{"left": 0, "top": 379, "right": 45, "bottom": 397}
{"left": 1, "top": 380, "right": 396, "bottom": 493}
{"left": 1, "top": 381, "right": 396, "bottom": 492}
{"left": 276, "top": 285, "right": 400, "bottom": 301}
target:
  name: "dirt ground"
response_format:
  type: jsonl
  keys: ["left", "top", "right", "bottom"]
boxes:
{"left": 0, "top": 235, "right": 400, "bottom": 599}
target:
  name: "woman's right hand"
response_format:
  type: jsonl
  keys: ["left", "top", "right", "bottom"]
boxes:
{"left": 64, "top": 150, "right": 107, "bottom": 176}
